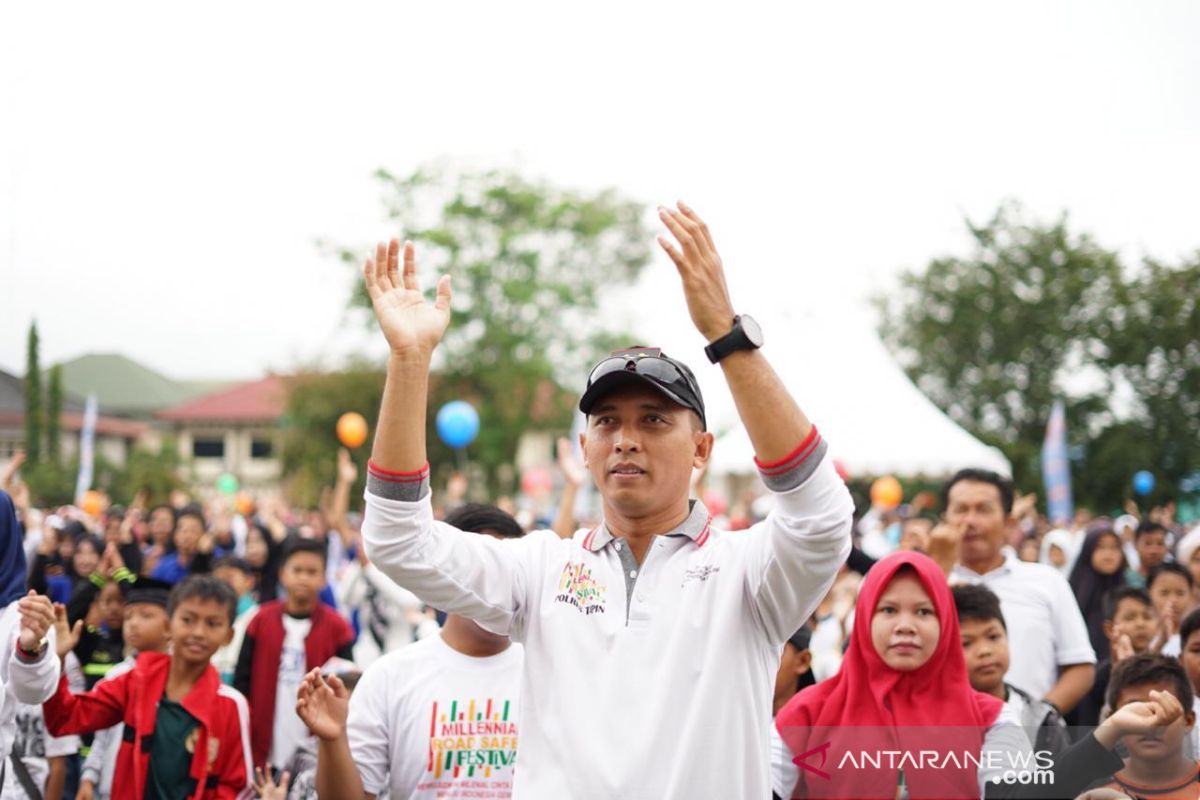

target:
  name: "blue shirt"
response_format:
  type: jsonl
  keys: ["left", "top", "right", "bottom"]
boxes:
{"left": 150, "top": 554, "right": 192, "bottom": 585}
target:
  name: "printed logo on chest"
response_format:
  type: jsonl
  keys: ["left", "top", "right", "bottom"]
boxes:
{"left": 681, "top": 564, "right": 720, "bottom": 587}
{"left": 554, "top": 562, "right": 608, "bottom": 615}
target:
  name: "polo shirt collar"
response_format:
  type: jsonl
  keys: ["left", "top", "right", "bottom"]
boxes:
{"left": 953, "top": 549, "right": 1018, "bottom": 580}
{"left": 582, "top": 499, "right": 713, "bottom": 552}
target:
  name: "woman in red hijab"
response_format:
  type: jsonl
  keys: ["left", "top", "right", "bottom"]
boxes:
{"left": 772, "top": 550, "right": 1017, "bottom": 799}
{"left": 772, "top": 550, "right": 1189, "bottom": 800}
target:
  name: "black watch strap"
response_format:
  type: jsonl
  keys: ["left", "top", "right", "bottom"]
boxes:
{"left": 704, "top": 315, "right": 762, "bottom": 364}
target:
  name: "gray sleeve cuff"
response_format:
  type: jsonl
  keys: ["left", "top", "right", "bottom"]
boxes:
{"left": 754, "top": 427, "right": 829, "bottom": 493}
{"left": 366, "top": 460, "right": 431, "bottom": 502}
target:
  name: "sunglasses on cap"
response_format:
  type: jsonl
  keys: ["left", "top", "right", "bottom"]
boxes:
{"left": 580, "top": 347, "right": 706, "bottom": 429}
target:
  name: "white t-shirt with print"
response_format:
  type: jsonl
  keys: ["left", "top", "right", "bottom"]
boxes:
{"left": 1, "top": 703, "right": 80, "bottom": 800}
{"left": 269, "top": 614, "right": 313, "bottom": 769}
{"left": 347, "top": 634, "right": 523, "bottom": 800}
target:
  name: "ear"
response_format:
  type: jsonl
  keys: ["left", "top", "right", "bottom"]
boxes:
{"left": 222, "top": 625, "right": 235, "bottom": 646}
{"left": 578, "top": 432, "right": 588, "bottom": 466}
{"left": 692, "top": 431, "right": 715, "bottom": 470}
{"left": 795, "top": 649, "right": 813, "bottom": 676}
{"left": 1103, "top": 620, "right": 1115, "bottom": 641}
{"left": 1186, "top": 710, "right": 1196, "bottom": 732}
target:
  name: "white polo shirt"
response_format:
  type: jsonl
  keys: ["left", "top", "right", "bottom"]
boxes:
{"left": 951, "top": 553, "right": 1095, "bottom": 699}
{"left": 362, "top": 449, "right": 852, "bottom": 799}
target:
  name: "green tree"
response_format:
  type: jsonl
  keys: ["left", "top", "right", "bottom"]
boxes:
{"left": 24, "top": 322, "right": 43, "bottom": 464}
{"left": 878, "top": 202, "right": 1125, "bottom": 495}
{"left": 107, "top": 441, "right": 185, "bottom": 505}
{"left": 280, "top": 365, "right": 385, "bottom": 509}
{"left": 24, "top": 460, "right": 75, "bottom": 507}
{"left": 1101, "top": 253, "right": 1200, "bottom": 506}
{"left": 46, "top": 363, "right": 63, "bottom": 466}
{"left": 332, "top": 165, "right": 652, "bottom": 489}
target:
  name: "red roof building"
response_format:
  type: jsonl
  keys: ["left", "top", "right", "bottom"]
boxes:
{"left": 156, "top": 376, "right": 287, "bottom": 489}
{"left": 156, "top": 375, "right": 286, "bottom": 423}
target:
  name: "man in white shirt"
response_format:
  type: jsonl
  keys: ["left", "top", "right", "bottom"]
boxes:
{"left": 3, "top": 702, "right": 79, "bottom": 800}
{"left": 357, "top": 203, "right": 854, "bottom": 798}
{"left": 938, "top": 468, "right": 1096, "bottom": 713}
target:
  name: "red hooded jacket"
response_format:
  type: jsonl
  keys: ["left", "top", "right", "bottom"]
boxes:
{"left": 42, "top": 651, "right": 253, "bottom": 799}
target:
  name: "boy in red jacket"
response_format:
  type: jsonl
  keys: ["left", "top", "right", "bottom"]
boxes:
{"left": 42, "top": 575, "right": 253, "bottom": 800}
{"left": 234, "top": 537, "right": 355, "bottom": 771}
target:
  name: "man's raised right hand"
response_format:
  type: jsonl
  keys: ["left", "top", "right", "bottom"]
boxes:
{"left": 364, "top": 239, "right": 452, "bottom": 358}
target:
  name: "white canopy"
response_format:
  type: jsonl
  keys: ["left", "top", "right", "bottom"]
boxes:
{"left": 605, "top": 264, "right": 1011, "bottom": 481}
{"left": 705, "top": 306, "right": 1010, "bottom": 478}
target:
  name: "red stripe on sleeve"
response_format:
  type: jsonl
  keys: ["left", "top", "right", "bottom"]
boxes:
{"left": 753, "top": 427, "right": 820, "bottom": 471}
{"left": 367, "top": 460, "right": 430, "bottom": 483}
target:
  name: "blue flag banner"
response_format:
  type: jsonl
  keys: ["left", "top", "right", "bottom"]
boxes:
{"left": 1041, "top": 400, "right": 1074, "bottom": 526}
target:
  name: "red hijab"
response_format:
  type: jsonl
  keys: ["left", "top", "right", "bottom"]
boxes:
{"left": 775, "top": 551, "right": 1004, "bottom": 799}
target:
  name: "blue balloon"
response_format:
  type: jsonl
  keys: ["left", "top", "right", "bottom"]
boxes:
{"left": 1133, "top": 470, "right": 1155, "bottom": 496}
{"left": 436, "top": 401, "right": 480, "bottom": 449}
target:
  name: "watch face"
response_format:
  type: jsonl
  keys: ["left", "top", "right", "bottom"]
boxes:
{"left": 740, "top": 315, "right": 764, "bottom": 347}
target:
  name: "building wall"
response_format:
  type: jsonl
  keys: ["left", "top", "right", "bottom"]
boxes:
{"left": 60, "top": 433, "right": 132, "bottom": 467}
{"left": 173, "top": 422, "right": 282, "bottom": 488}
{"left": 0, "top": 425, "right": 22, "bottom": 460}
{"left": 1, "top": 425, "right": 133, "bottom": 467}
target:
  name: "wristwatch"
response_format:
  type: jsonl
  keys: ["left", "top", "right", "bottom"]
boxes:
{"left": 16, "top": 635, "right": 48, "bottom": 661}
{"left": 704, "top": 314, "right": 764, "bottom": 364}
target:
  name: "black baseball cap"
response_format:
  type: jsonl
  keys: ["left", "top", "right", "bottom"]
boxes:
{"left": 121, "top": 576, "right": 172, "bottom": 609}
{"left": 579, "top": 347, "right": 706, "bottom": 430}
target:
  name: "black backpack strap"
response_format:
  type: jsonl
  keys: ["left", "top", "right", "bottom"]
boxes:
{"left": 8, "top": 754, "right": 44, "bottom": 800}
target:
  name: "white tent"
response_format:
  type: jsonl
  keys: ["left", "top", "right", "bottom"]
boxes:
{"left": 704, "top": 306, "right": 1010, "bottom": 479}
{"left": 604, "top": 262, "right": 1010, "bottom": 481}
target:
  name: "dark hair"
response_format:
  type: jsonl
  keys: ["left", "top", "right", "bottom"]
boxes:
{"left": 444, "top": 503, "right": 524, "bottom": 539}
{"left": 1148, "top": 562, "right": 1194, "bottom": 591}
{"left": 940, "top": 469, "right": 1014, "bottom": 516}
{"left": 168, "top": 575, "right": 238, "bottom": 625}
{"left": 1104, "top": 585, "right": 1153, "bottom": 622}
{"left": 952, "top": 584, "right": 1007, "bottom": 630}
{"left": 73, "top": 532, "right": 103, "bottom": 554}
{"left": 785, "top": 624, "right": 815, "bottom": 694}
{"left": 148, "top": 504, "right": 177, "bottom": 524}
{"left": 176, "top": 508, "right": 206, "bottom": 529}
{"left": 1179, "top": 607, "right": 1200, "bottom": 652}
{"left": 246, "top": 522, "right": 283, "bottom": 603}
{"left": 212, "top": 556, "right": 252, "bottom": 575}
{"left": 787, "top": 625, "right": 813, "bottom": 652}
{"left": 281, "top": 536, "right": 327, "bottom": 566}
{"left": 1136, "top": 521, "right": 1168, "bottom": 541}
{"left": 1106, "top": 653, "right": 1193, "bottom": 711}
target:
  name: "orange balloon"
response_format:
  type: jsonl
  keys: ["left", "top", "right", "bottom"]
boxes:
{"left": 235, "top": 492, "right": 255, "bottom": 517}
{"left": 870, "top": 476, "right": 903, "bottom": 509}
{"left": 336, "top": 412, "right": 369, "bottom": 448}
{"left": 82, "top": 490, "right": 104, "bottom": 517}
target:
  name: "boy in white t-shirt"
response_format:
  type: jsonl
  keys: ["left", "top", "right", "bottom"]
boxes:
{"left": 2, "top": 702, "right": 79, "bottom": 800}
{"left": 296, "top": 504, "right": 525, "bottom": 800}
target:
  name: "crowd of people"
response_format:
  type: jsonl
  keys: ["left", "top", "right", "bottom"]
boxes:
{"left": 1, "top": 203, "right": 1197, "bottom": 799}
{"left": 4, "top": 454, "right": 1197, "bottom": 800}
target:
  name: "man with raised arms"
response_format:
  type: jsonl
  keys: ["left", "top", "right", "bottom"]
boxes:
{"left": 359, "top": 202, "right": 853, "bottom": 798}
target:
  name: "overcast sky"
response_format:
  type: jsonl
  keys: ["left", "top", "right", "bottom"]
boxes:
{"left": 3, "top": 1, "right": 1199, "bottom": 396}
